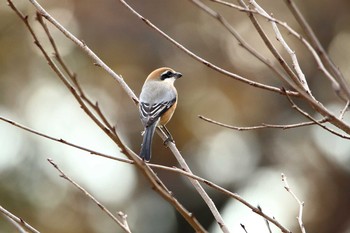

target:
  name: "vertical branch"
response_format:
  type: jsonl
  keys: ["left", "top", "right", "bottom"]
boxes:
{"left": 282, "top": 174, "right": 306, "bottom": 233}
{"left": 339, "top": 101, "right": 350, "bottom": 120}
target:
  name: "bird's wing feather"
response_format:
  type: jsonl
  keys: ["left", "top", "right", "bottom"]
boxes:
{"left": 140, "top": 98, "right": 176, "bottom": 127}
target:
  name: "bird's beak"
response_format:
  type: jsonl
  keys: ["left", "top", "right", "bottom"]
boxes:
{"left": 174, "top": 72, "right": 182, "bottom": 79}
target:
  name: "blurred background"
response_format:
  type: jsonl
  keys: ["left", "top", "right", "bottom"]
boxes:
{"left": 1, "top": 0, "right": 350, "bottom": 232}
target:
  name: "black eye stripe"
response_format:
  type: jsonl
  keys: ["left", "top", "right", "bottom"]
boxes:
{"left": 160, "top": 70, "right": 173, "bottom": 80}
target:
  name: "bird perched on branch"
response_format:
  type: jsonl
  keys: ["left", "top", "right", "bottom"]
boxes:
{"left": 139, "top": 67, "right": 182, "bottom": 162}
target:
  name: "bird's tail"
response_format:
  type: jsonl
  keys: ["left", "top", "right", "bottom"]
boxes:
{"left": 140, "top": 122, "right": 157, "bottom": 162}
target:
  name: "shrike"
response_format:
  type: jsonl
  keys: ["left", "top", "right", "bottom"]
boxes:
{"left": 139, "top": 67, "right": 182, "bottom": 161}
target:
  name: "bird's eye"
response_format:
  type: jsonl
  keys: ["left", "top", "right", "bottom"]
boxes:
{"left": 160, "top": 70, "right": 173, "bottom": 80}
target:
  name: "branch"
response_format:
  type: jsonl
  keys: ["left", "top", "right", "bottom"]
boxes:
{"left": 117, "top": 211, "right": 131, "bottom": 232}
{"left": 282, "top": 173, "right": 306, "bottom": 233}
{"left": 3, "top": 215, "right": 28, "bottom": 233}
{"left": 35, "top": 12, "right": 74, "bottom": 79}
{"left": 198, "top": 115, "right": 327, "bottom": 131}
{"left": 240, "top": 224, "right": 248, "bottom": 233}
{"left": 0, "top": 116, "right": 132, "bottom": 164}
{"left": 0, "top": 205, "right": 40, "bottom": 233}
{"left": 47, "top": 159, "right": 132, "bottom": 233}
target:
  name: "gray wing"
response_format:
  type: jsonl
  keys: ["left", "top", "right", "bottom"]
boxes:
{"left": 139, "top": 98, "right": 176, "bottom": 127}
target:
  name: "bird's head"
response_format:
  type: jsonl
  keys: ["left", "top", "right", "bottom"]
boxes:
{"left": 146, "top": 67, "right": 182, "bottom": 83}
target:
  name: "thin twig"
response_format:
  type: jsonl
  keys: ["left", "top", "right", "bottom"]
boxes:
{"left": 3, "top": 215, "right": 29, "bottom": 233}
{"left": 257, "top": 206, "right": 273, "bottom": 233}
{"left": 0, "top": 205, "right": 40, "bottom": 233}
{"left": 240, "top": 224, "right": 248, "bottom": 233}
{"left": 0, "top": 116, "right": 133, "bottom": 164}
{"left": 339, "top": 101, "right": 350, "bottom": 120}
{"left": 72, "top": 77, "right": 116, "bottom": 131}
{"left": 35, "top": 12, "right": 75, "bottom": 79}
{"left": 117, "top": 211, "right": 131, "bottom": 231}
{"left": 281, "top": 173, "right": 306, "bottom": 233}
{"left": 47, "top": 159, "right": 132, "bottom": 233}
{"left": 198, "top": 115, "right": 327, "bottom": 131}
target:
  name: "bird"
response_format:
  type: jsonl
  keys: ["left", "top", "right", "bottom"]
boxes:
{"left": 139, "top": 67, "right": 182, "bottom": 162}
